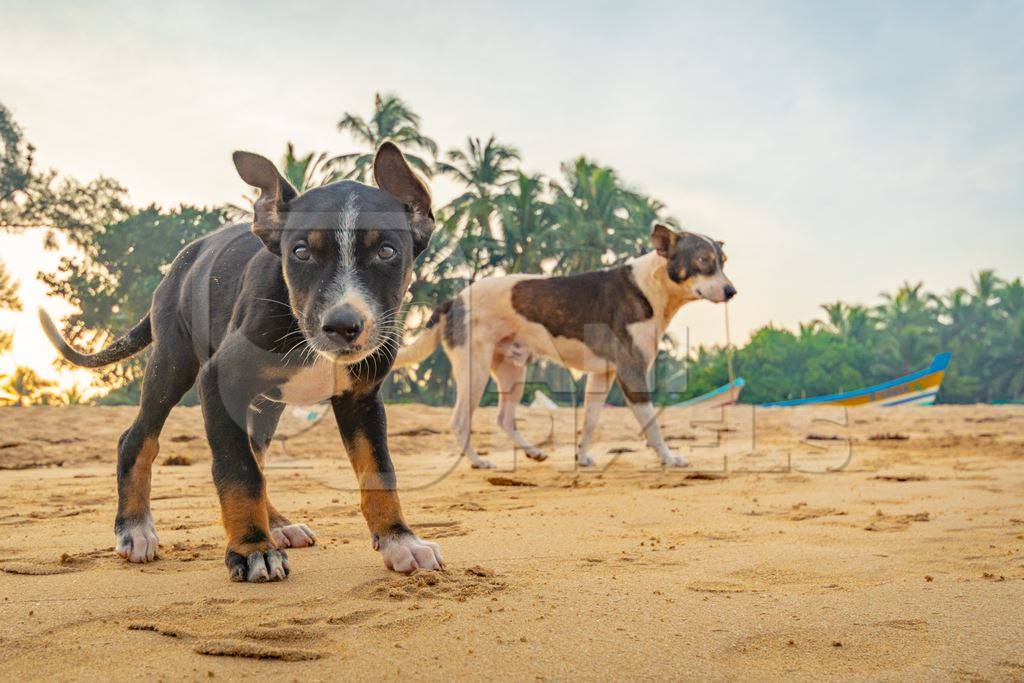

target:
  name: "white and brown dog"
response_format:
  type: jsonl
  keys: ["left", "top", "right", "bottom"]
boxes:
{"left": 394, "top": 224, "right": 736, "bottom": 469}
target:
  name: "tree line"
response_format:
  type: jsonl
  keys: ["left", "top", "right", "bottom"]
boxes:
{"left": 0, "top": 96, "right": 1020, "bottom": 406}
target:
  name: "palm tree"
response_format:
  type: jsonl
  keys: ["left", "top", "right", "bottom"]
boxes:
{"left": 993, "top": 311, "right": 1024, "bottom": 399}
{"left": 436, "top": 136, "right": 521, "bottom": 279}
{"left": 820, "top": 301, "right": 873, "bottom": 342}
{"left": 998, "top": 277, "right": 1024, "bottom": 317}
{"left": 971, "top": 270, "right": 1003, "bottom": 307}
{"left": 437, "top": 136, "right": 520, "bottom": 191}
{"left": 225, "top": 142, "right": 339, "bottom": 221}
{"left": 987, "top": 277, "right": 1024, "bottom": 400}
{"left": 494, "top": 172, "right": 554, "bottom": 274}
{"left": 547, "top": 157, "right": 654, "bottom": 274}
{"left": 873, "top": 282, "right": 938, "bottom": 375}
{"left": 331, "top": 93, "right": 437, "bottom": 181}
{"left": 280, "top": 142, "right": 338, "bottom": 191}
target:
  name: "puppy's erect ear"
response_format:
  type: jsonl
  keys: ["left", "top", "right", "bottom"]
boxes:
{"left": 232, "top": 151, "right": 298, "bottom": 255}
{"left": 651, "top": 223, "right": 679, "bottom": 258}
{"left": 373, "top": 141, "right": 435, "bottom": 256}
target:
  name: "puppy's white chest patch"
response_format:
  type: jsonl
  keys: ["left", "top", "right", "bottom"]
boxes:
{"left": 275, "top": 360, "right": 352, "bottom": 404}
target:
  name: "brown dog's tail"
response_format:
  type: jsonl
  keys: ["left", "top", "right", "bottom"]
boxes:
{"left": 393, "top": 302, "right": 449, "bottom": 369}
{"left": 39, "top": 308, "right": 153, "bottom": 368}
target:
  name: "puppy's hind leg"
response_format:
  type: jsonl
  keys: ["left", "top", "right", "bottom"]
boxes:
{"left": 448, "top": 341, "right": 494, "bottom": 469}
{"left": 247, "top": 400, "right": 315, "bottom": 549}
{"left": 491, "top": 359, "right": 545, "bottom": 461}
{"left": 115, "top": 339, "right": 199, "bottom": 563}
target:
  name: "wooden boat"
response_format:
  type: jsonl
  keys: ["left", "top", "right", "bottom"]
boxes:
{"left": 762, "top": 352, "right": 951, "bottom": 407}
{"left": 675, "top": 377, "right": 745, "bottom": 409}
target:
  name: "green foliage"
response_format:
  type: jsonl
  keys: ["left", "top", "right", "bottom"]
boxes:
{"left": 0, "top": 102, "right": 128, "bottom": 242}
{"left": 547, "top": 157, "right": 669, "bottom": 274}
{"left": 332, "top": 92, "right": 438, "bottom": 181}
{"left": 13, "top": 92, "right": 1020, "bottom": 406}
{"left": 0, "top": 260, "right": 20, "bottom": 310}
{"left": 0, "top": 366, "right": 58, "bottom": 406}
{"left": 41, "top": 205, "right": 225, "bottom": 400}
{"left": 279, "top": 142, "right": 337, "bottom": 192}
{"left": 682, "top": 274, "right": 1024, "bottom": 405}
{"left": 1, "top": 100, "right": 131, "bottom": 383}
{"left": 226, "top": 142, "right": 343, "bottom": 222}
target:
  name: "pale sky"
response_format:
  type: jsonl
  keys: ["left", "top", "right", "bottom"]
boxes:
{"left": 1, "top": 1, "right": 1022, "bottom": 385}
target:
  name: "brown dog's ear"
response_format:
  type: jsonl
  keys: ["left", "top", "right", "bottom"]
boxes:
{"left": 373, "top": 141, "right": 435, "bottom": 256}
{"left": 232, "top": 151, "right": 298, "bottom": 255}
{"left": 651, "top": 223, "right": 679, "bottom": 258}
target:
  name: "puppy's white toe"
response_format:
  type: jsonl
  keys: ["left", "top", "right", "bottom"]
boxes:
{"left": 226, "top": 548, "right": 290, "bottom": 583}
{"left": 576, "top": 452, "right": 597, "bottom": 468}
{"left": 380, "top": 534, "right": 444, "bottom": 574}
{"left": 471, "top": 458, "right": 496, "bottom": 470}
{"left": 271, "top": 523, "right": 316, "bottom": 548}
{"left": 116, "top": 518, "right": 160, "bottom": 564}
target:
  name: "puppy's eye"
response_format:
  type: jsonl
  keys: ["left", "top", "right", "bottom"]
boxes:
{"left": 292, "top": 243, "right": 311, "bottom": 261}
{"left": 377, "top": 244, "right": 397, "bottom": 260}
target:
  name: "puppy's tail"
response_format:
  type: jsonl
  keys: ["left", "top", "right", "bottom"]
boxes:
{"left": 39, "top": 308, "right": 153, "bottom": 368}
{"left": 392, "top": 302, "right": 449, "bottom": 369}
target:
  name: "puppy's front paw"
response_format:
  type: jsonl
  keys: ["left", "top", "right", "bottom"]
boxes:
{"left": 271, "top": 523, "right": 316, "bottom": 549}
{"left": 226, "top": 547, "right": 289, "bottom": 583}
{"left": 576, "top": 452, "right": 597, "bottom": 468}
{"left": 378, "top": 534, "right": 444, "bottom": 574}
{"left": 115, "top": 516, "right": 160, "bottom": 563}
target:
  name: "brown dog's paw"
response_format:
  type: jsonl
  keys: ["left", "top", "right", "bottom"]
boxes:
{"left": 226, "top": 548, "right": 289, "bottom": 583}
{"left": 270, "top": 523, "right": 316, "bottom": 549}
{"left": 525, "top": 448, "right": 547, "bottom": 462}
{"left": 379, "top": 534, "right": 444, "bottom": 574}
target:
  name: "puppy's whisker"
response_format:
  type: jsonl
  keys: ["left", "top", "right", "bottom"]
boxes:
{"left": 254, "top": 297, "right": 296, "bottom": 314}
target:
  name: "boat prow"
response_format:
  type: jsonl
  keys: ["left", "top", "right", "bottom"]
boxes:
{"left": 762, "top": 353, "right": 952, "bottom": 407}
{"left": 675, "top": 377, "right": 745, "bottom": 409}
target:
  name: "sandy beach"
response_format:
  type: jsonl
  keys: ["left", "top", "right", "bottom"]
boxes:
{"left": 0, "top": 403, "right": 1022, "bottom": 680}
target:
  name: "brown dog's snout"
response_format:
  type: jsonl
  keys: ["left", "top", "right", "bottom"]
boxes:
{"left": 322, "top": 305, "right": 365, "bottom": 344}
{"left": 724, "top": 284, "right": 737, "bottom": 301}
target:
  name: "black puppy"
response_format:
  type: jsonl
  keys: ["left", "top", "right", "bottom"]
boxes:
{"left": 41, "top": 142, "right": 443, "bottom": 582}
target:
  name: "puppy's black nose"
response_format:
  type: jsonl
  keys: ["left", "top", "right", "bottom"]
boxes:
{"left": 322, "top": 307, "right": 364, "bottom": 343}
{"left": 724, "top": 284, "right": 737, "bottom": 301}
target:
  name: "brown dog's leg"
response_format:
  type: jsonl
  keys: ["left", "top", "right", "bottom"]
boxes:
{"left": 198, "top": 360, "right": 288, "bottom": 583}
{"left": 447, "top": 340, "right": 495, "bottom": 469}
{"left": 115, "top": 341, "right": 199, "bottom": 563}
{"left": 331, "top": 392, "right": 443, "bottom": 573}
{"left": 617, "top": 363, "right": 688, "bottom": 468}
{"left": 491, "top": 358, "right": 546, "bottom": 461}
{"left": 575, "top": 369, "right": 615, "bottom": 467}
